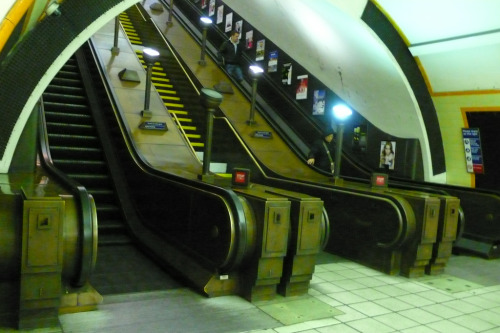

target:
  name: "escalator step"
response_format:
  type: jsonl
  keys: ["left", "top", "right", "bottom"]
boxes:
{"left": 46, "top": 122, "right": 95, "bottom": 135}
{"left": 44, "top": 85, "right": 84, "bottom": 95}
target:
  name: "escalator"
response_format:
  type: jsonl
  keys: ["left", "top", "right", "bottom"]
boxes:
{"left": 113, "top": 3, "right": 439, "bottom": 277}
{"left": 41, "top": 48, "right": 184, "bottom": 295}
{"left": 39, "top": 42, "right": 256, "bottom": 297}
{"left": 161, "top": 0, "right": 500, "bottom": 260}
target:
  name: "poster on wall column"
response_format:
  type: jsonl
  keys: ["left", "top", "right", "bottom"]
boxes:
{"left": 312, "top": 90, "right": 326, "bottom": 115}
{"left": 225, "top": 12, "right": 233, "bottom": 32}
{"left": 209, "top": 0, "right": 215, "bottom": 16}
{"left": 235, "top": 20, "right": 243, "bottom": 35}
{"left": 379, "top": 141, "right": 396, "bottom": 170}
{"left": 268, "top": 51, "right": 278, "bottom": 72}
{"left": 282, "top": 63, "right": 292, "bottom": 85}
{"left": 245, "top": 30, "right": 254, "bottom": 49}
{"left": 256, "top": 39, "right": 265, "bottom": 61}
{"left": 296, "top": 75, "right": 308, "bottom": 100}
{"left": 216, "top": 5, "right": 223, "bottom": 23}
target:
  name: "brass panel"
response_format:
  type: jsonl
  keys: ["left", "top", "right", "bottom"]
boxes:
{"left": 26, "top": 207, "right": 61, "bottom": 268}
{"left": 21, "top": 199, "right": 65, "bottom": 274}
{"left": 443, "top": 199, "right": 460, "bottom": 241}
{"left": 263, "top": 204, "right": 290, "bottom": 256}
{"left": 298, "top": 203, "right": 323, "bottom": 254}
{"left": 256, "top": 257, "right": 284, "bottom": 281}
{"left": 422, "top": 201, "right": 440, "bottom": 244}
{"left": 20, "top": 273, "right": 61, "bottom": 301}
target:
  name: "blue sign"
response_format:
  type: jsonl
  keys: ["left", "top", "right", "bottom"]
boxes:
{"left": 252, "top": 131, "right": 272, "bottom": 139}
{"left": 462, "top": 128, "right": 484, "bottom": 174}
{"left": 139, "top": 121, "right": 168, "bottom": 131}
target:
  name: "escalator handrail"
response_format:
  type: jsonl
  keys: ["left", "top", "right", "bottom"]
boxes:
{"left": 37, "top": 99, "right": 97, "bottom": 288}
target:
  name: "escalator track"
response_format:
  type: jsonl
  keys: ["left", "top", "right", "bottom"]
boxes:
{"left": 119, "top": 8, "right": 206, "bottom": 154}
{"left": 42, "top": 52, "right": 130, "bottom": 247}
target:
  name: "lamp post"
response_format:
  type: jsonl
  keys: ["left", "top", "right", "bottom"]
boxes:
{"left": 167, "top": 0, "right": 174, "bottom": 26}
{"left": 141, "top": 48, "right": 160, "bottom": 118}
{"left": 247, "top": 65, "right": 264, "bottom": 125}
{"left": 332, "top": 104, "right": 353, "bottom": 184}
{"left": 198, "top": 17, "right": 212, "bottom": 66}
{"left": 199, "top": 88, "right": 223, "bottom": 182}
{"left": 111, "top": 16, "right": 120, "bottom": 55}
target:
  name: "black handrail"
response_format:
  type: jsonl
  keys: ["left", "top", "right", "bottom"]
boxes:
{"left": 37, "top": 100, "right": 97, "bottom": 287}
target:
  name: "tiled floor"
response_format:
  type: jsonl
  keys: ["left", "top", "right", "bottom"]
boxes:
{"left": 54, "top": 252, "right": 500, "bottom": 333}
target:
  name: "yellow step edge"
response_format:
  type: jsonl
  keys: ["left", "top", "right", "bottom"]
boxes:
{"left": 152, "top": 77, "right": 170, "bottom": 83}
{"left": 191, "top": 143, "right": 205, "bottom": 147}
{"left": 185, "top": 134, "right": 201, "bottom": 139}
{"left": 169, "top": 110, "right": 188, "bottom": 115}
{"left": 161, "top": 96, "right": 181, "bottom": 102}
{"left": 165, "top": 103, "right": 184, "bottom": 108}
{"left": 156, "top": 89, "right": 176, "bottom": 94}
{"left": 123, "top": 31, "right": 138, "bottom": 37}
{"left": 153, "top": 83, "right": 174, "bottom": 88}
{"left": 176, "top": 118, "right": 192, "bottom": 122}
{"left": 152, "top": 72, "right": 167, "bottom": 77}
{"left": 181, "top": 126, "right": 197, "bottom": 131}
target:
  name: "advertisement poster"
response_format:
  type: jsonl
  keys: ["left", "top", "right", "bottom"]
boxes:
{"left": 312, "top": 89, "right": 326, "bottom": 115}
{"left": 235, "top": 20, "right": 242, "bottom": 35}
{"left": 225, "top": 12, "right": 233, "bottom": 32}
{"left": 379, "top": 141, "right": 396, "bottom": 170}
{"left": 462, "top": 128, "right": 484, "bottom": 174}
{"left": 201, "top": 0, "right": 207, "bottom": 9}
{"left": 256, "top": 39, "right": 265, "bottom": 61}
{"left": 216, "top": 5, "right": 223, "bottom": 23}
{"left": 209, "top": 0, "right": 215, "bottom": 16}
{"left": 268, "top": 51, "right": 278, "bottom": 72}
{"left": 245, "top": 30, "right": 254, "bottom": 49}
{"left": 282, "top": 63, "right": 292, "bottom": 85}
{"left": 296, "top": 75, "right": 308, "bottom": 100}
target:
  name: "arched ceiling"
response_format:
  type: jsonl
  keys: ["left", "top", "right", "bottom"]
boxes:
{"left": 224, "top": 0, "right": 500, "bottom": 181}
{"left": 380, "top": 0, "right": 500, "bottom": 93}
{"left": 2, "top": 0, "right": 500, "bottom": 180}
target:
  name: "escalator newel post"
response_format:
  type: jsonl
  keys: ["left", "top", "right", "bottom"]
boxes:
{"left": 141, "top": 48, "right": 160, "bottom": 118}
{"left": 111, "top": 16, "right": 120, "bottom": 55}
{"left": 199, "top": 17, "right": 213, "bottom": 66}
{"left": 332, "top": 104, "right": 352, "bottom": 184}
{"left": 199, "top": 88, "right": 223, "bottom": 182}
{"left": 247, "top": 65, "right": 264, "bottom": 125}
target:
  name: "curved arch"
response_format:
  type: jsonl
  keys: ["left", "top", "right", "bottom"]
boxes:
{"left": 0, "top": 0, "right": 139, "bottom": 172}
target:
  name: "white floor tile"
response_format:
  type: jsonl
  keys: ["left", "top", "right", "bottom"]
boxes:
{"left": 346, "top": 317, "right": 395, "bottom": 333}
{"left": 373, "top": 312, "right": 420, "bottom": 330}
{"left": 348, "top": 301, "right": 392, "bottom": 317}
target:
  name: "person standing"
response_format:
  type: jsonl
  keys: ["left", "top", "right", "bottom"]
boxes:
{"left": 218, "top": 30, "right": 244, "bottom": 83}
{"left": 307, "top": 129, "right": 336, "bottom": 173}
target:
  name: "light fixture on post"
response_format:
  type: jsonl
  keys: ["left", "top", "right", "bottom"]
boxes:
{"left": 332, "top": 104, "right": 353, "bottom": 185}
{"left": 247, "top": 65, "right": 264, "bottom": 125}
{"left": 141, "top": 47, "right": 160, "bottom": 118}
{"left": 198, "top": 16, "right": 213, "bottom": 66}
{"left": 199, "top": 88, "right": 223, "bottom": 182}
